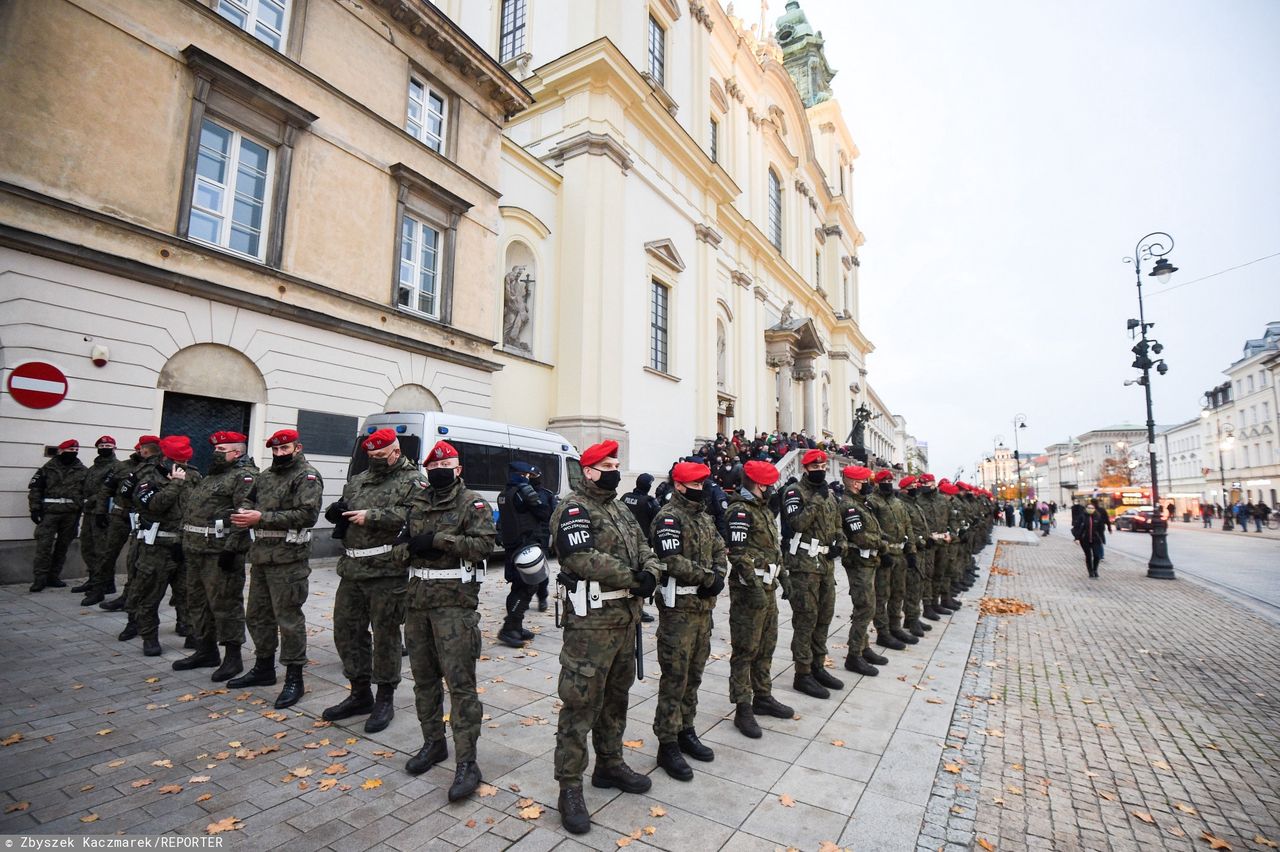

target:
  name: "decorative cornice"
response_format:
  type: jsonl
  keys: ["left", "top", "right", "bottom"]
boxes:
{"left": 814, "top": 227, "right": 826, "bottom": 245}
{"left": 645, "top": 238, "right": 686, "bottom": 273}
{"left": 793, "top": 178, "right": 811, "bottom": 197}
{"left": 730, "top": 269, "right": 752, "bottom": 289}
{"left": 640, "top": 72, "right": 679, "bottom": 116}
{"left": 390, "top": 163, "right": 474, "bottom": 217}
{"left": 688, "top": 0, "right": 713, "bottom": 30}
{"left": 544, "top": 131, "right": 633, "bottom": 173}
{"left": 766, "top": 353, "right": 794, "bottom": 369}
{"left": 829, "top": 349, "right": 852, "bottom": 361}
{"left": 653, "top": 0, "right": 681, "bottom": 21}
{"left": 694, "top": 223, "right": 723, "bottom": 247}
{"left": 723, "top": 77, "right": 746, "bottom": 103}
{"left": 182, "top": 46, "right": 317, "bottom": 128}
{"left": 792, "top": 366, "right": 817, "bottom": 382}
{"left": 823, "top": 224, "right": 843, "bottom": 237}
{"left": 753, "top": 284, "right": 769, "bottom": 302}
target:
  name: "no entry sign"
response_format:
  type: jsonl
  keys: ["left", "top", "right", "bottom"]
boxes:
{"left": 7, "top": 362, "right": 69, "bottom": 409}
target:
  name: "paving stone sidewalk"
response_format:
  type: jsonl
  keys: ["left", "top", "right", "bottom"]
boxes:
{"left": 922, "top": 532, "right": 1280, "bottom": 852}
{"left": 0, "top": 539, "right": 998, "bottom": 851}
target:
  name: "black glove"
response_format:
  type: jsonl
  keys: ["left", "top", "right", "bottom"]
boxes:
{"left": 829, "top": 538, "right": 843, "bottom": 554}
{"left": 407, "top": 531, "right": 436, "bottom": 557}
{"left": 170, "top": 544, "right": 185, "bottom": 566}
{"left": 30, "top": 510, "right": 42, "bottom": 525}
{"left": 814, "top": 482, "right": 830, "bottom": 499}
{"left": 906, "top": 552, "right": 919, "bottom": 572}
{"left": 556, "top": 570, "right": 580, "bottom": 592}
{"left": 324, "top": 500, "right": 349, "bottom": 524}
{"left": 697, "top": 572, "right": 726, "bottom": 597}
{"left": 217, "top": 550, "right": 236, "bottom": 571}
{"left": 95, "top": 513, "right": 109, "bottom": 529}
{"left": 631, "top": 570, "right": 658, "bottom": 598}
{"left": 331, "top": 517, "right": 350, "bottom": 541}
{"left": 778, "top": 572, "right": 792, "bottom": 601}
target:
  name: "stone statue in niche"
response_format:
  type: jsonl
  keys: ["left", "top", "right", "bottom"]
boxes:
{"left": 716, "top": 324, "right": 727, "bottom": 388}
{"left": 502, "top": 265, "right": 533, "bottom": 352}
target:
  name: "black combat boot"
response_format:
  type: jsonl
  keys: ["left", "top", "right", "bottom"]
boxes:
{"left": 891, "top": 625, "right": 919, "bottom": 645}
{"left": 117, "top": 617, "right": 138, "bottom": 642}
{"left": 934, "top": 598, "right": 955, "bottom": 614}
{"left": 405, "top": 739, "right": 448, "bottom": 775}
{"left": 497, "top": 616, "right": 526, "bottom": 648}
{"left": 862, "top": 647, "right": 889, "bottom": 666}
{"left": 590, "top": 761, "right": 651, "bottom": 793}
{"left": 81, "top": 590, "right": 105, "bottom": 607}
{"left": 172, "top": 641, "right": 220, "bottom": 671}
{"left": 364, "top": 684, "right": 396, "bottom": 733}
{"left": 71, "top": 580, "right": 92, "bottom": 593}
{"left": 47, "top": 578, "right": 67, "bottom": 588}
{"left": 677, "top": 728, "right": 714, "bottom": 762}
{"left": 210, "top": 643, "right": 243, "bottom": 682}
{"left": 944, "top": 597, "right": 963, "bottom": 611}
{"left": 142, "top": 636, "right": 162, "bottom": 657}
{"left": 274, "top": 665, "right": 304, "bottom": 709}
{"left": 844, "top": 654, "right": 879, "bottom": 676}
{"left": 105, "top": 582, "right": 117, "bottom": 595}
{"left": 448, "top": 762, "right": 482, "bottom": 801}
{"left": 175, "top": 619, "right": 191, "bottom": 638}
{"left": 558, "top": 786, "right": 590, "bottom": 834}
{"left": 752, "top": 693, "right": 794, "bottom": 719}
{"left": 876, "top": 630, "right": 907, "bottom": 651}
{"left": 322, "top": 680, "right": 374, "bottom": 721}
{"left": 28, "top": 580, "right": 45, "bottom": 593}
{"left": 792, "top": 671, "right": 830, "bottom": 699}
{"left": 183, "top": 635, "right": 199, "bottom": 650}
{"left": 100, "top": 595, "right": 126, "bottom": 612}
{"left": 520, "top": 626, "right": 535, "bottom": 640}
{"left": 734, "top": 703, "right": 762, "bottom": 739}
{"left": 812, "top": 663, "right": 844, "bottom": 691}
{"left": 228, "top": 656, "right": 276, "bottom": 689}
{"left": 907, "top": 620, "right": 926, "bottom": 638}
{"left": 640, "top": 610, "right": 654, "bottom": 623}
{"left": 656, "top": 741, "right": 693, "bottom": 781}
{"left": 922, "top": 604, "right": 942, "bottom": 621}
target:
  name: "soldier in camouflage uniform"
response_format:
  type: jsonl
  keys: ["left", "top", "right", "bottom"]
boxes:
{"left": 915, "top": 473, "right": 953, "bottom": 621}
{"left": 836, "top": 465, "right": 885, "bottom": 676}
{"left": 73, "top": 436, "right": 118, "bottom": 603}
{"left": 27, "top": 439, "right": 88, "bottom": 592}
{"left": 779, "top": 449, "right": 846, "bottom": 699}
{"left": 868, "top": 470, "right": 917, "bottom": 650}
{"left": 550, "top": 440, "right": 661, "bottom": 835}
{"left": 321, "top": 428, "right": 422, "bottom": 733}
{"left": 130, "top": 436, "right": 201, "bottom": 657}
{"left": 175, "top": 430, "right": 257, "bottom": 680}
{"left": 649, "top": 461, "right": 727, "bottom": 780}
{"left": 938, "top": 480, "right": 965, "bottom": 610}
{"left": 227, "top": 429, "right": 324, "bottom": 710}
{"left": 725, "top": 461, "right": 793, "bottom": 740}
{"left": 394, "top": 440, "right": 495, "bottom": 801}
{"left": 99, "top": 436, "right": 159, "bottom": 614}
{"left": 898, "top": 476, "right": 933, "bottom": 639}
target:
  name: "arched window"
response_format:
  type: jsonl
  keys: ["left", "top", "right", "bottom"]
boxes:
{"left": 767, "top": 168, "right": 783, "bottom": 250}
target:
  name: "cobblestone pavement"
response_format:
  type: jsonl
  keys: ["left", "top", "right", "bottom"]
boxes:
{"left": 0, "top": 539, "right": 996, "bottom": 851}
{"left": 922, "top": 532, "right": 1280, "bottom": 852}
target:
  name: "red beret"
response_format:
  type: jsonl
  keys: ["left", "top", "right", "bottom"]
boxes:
{"left": 939, "top": 482, "right": 960, "bottom": 495}
{"left": 57, "top": 439, "right": 79, "bottom": 452}
{"left": 266, "top": 429, "right": 299, "bottom": 448}
{"left": 958, "top": 481, "right": 972, "bottom": 491}
{"left": 919, "top": 473, "right": 935, "bottom": 483}
{"left": 938, "top": 478, "right": 951, "bottom": 486}
{"left": 579, "top": 440, "right": 619, "bottom": 468}
{"left": 135, "top": 435, "right": 161, "bottom": 450}
{"left": 95, "top": 435, "right": 116, "bottom": 448}
{"left": 426, "top": 440, "right": 459, "bottom": 463}
{"left": 874, "top": 470, "right": 894, "bottom": 483}
{"left": 672, "top": 461, "right": 711, "bottom": 484}
{"left": 801, "top": 449, "right": 828, "bottom": 466}
{"left": 209, "top": 431, "right": 247, "bottom": 445}
{"left": 743, "top": 460, "right": 780, "bottom": 486}
{"left": 899, "top": 475, "right": 917, "bottom": 489}
{"left": 160, "top": 435, "right": 193, "bottom": 463}
{"left": 842, "top": 465, "right": 872, "bottom": 481}
{"left": 362, "top": 428, "right": 398, "bottom": 451}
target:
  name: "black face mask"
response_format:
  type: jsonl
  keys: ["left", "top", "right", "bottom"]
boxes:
{"left": 806, "top": 470, "right": 826, "bottom": 485}
{"left": 58, "top": 452, "right": 78, "bottom": 465}
{"left": 367, "top": 456, "right": 392, "bottom": 475}
{"left": 427, "top": 467, "right": 457, "bottom": 490}
{"left": 271, "top": 452, "right": 297, "bottom": 469}
{"left": 97, "top": 448, "right": 115, "bottom": 459}
{"left": 920, "top": 486, "right": 935, "bottom": 496}
{"left": 593, "top": 470, "right": 622, "bottom": 491}
{"left": 529, "top": 476, "right": 542, "bottom": 488}
{"left": 682, "top": 487, "right": 704, "bottom": 502}
{"left": 860, "top": 482, "right": 874, "bottom": 496}
{"left": 210, "top": 451, "right": 231, "bottom": 471}
{"left": 157, "top": 458, "right": 174, "bottom": 474}
{"left": 878, "top": 483, "right": 894, "bottom": 496}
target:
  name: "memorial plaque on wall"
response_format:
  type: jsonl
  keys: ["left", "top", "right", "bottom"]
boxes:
{"left": 296, "top": 410, "right": 360, "bottom": 457}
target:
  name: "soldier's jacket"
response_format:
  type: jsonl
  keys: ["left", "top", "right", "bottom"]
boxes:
{"left": 81, "top": 454, "right": 117, "bottom": 514}
{"left": 869, "top": 492, "right": 915, "bottom": 555}
{"left": 901, "top": 495, "right": 930, "bottom": 553}
{"left": 393, "top": 476, "right": 496, "bottom": 609}
{"left": 336, "top": 455, "right": 424, "bottom": 580}
{"left": 248, "top": 453, "right": 324, "bottom": 565}
{"left": 944, "top": 494, "right": 964, "bottom": 540}
{"left": 134, "top": 459, "right": 202, "bottom": 531}
{"left": 918, "top": 490, "right": 950, "bottom": 546}
{"left": 651, "top": 489, "right": 728, "bottom": 613}
{"left": 28, "top": 456, "right": 88, "bottom": 515}
{"left": 835, "top": 491, "right": 883, "bottom": 558}
{"left": 780, "top": 477, "right": 843, "bottom": 574}
{"left": 725, "top": 491, "right": 781, "bottom": 593}
{"left": 551, "top": 479, "right": 662, "bottom": 629}
{"left": 98, "top": 454, "right": 143, "bottom": 517}
{"left": 182, "top": 457, "right": 259, "bottom": 555}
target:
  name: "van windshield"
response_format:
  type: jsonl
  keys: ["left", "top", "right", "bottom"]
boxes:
{"left": 566, "top": 458, "right": 584, "bottom": 492}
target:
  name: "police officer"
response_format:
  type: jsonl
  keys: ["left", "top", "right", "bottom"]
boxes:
{"left": 837, "top": 465, "right": 885, "bottom": 676}
{"left": 529, "top": 466, "right": 556, "bottom": 612}
{"left": 227, "top": 429, "right": 324, "bottom": 709}
{"left": 650, "top": 461, "right": 727, "bottom": 780}
{"left": 73, "top": 436, "right": 118, "bottom": 602}
{"left": 725, "top": 460, "right": 793, "bottom": 739}
{"left": 175, "top": 431, "right": 257, "bottom": 680}
{"left": 779, "top": 449, "right": 845, "bottom": 699}
{"left": 321, "top": 428, "right": 422, "bottom": 733}
{"left": 549, "top": 440, "right": 661, "bottom": 835}
{"left": 621, "top": 473, "right": 660, "bottom": 534}
{"left": 497, "top": 460, "right": 551, "bottom": 647}
{"left": 869, "top": 470, "right": 917, "bottom": 649}
{"left": 131, "top": 436, "right": 201, "bottom": 657}
{"left": 28, "top": 439, "right": 88, "bottom": 592}
{"left": 397, "top": 440, "right": 496, "bottom": 801}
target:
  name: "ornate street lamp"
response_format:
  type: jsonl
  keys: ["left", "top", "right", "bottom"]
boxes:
{"left": 1012, "top": 415, "right": 1028, "bottom": 502}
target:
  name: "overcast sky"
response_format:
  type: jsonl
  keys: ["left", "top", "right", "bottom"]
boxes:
{"left": 773, "top": 0, "right": 1280, "bottom": 479}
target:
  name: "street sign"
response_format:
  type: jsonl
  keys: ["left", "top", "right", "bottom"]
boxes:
{"left": 7, "top": 362, "right": 69, "bottom": 409}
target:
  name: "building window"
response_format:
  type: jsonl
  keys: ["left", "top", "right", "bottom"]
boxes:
{"left": 406, "top": 77, "right": 447, "bottom": 153}
{"left": 647, "top": 14, "right": 666, "bottom": 87}
{"left": 398, "top": 215, "right": 442, "bottom": 318}
{"left": 709, "top": 116, "right": 718, "bottom": 163}
{"left": 650, "top": 280, "right": 670, "bottom": 373}
{"left": 1248, "top": 375, "right": 1256, "bottom": 393}
{"left": 499, "top": 0, "right": 526, "bottom": 62}
{"left": 216, "top": 0, "right": 289, "bottom": 50}
{"left": 767, "top": 169, "right": 783, "bottom": 250}
{"left": 188, "top": 118, "right": 274, "bottom": 260}
{"left": 389, "top": 162, "right": 472, "bottom": 326}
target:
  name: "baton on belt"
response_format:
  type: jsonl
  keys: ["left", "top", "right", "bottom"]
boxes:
{"left": 634, "top": 621, "right": 645, "bottom": 681}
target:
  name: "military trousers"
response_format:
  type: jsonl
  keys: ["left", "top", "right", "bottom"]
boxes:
{"left": 91, "top": 514, "right": 130, "bottom": 593}
{"left": 32, "top": 512, "right": 79, "bottom": 583}
{"left": 903, "top": 554, "right": 923, "bottom": 622}
{"left": 245, "top": 560, "right": 310, "bottom": 665}
{"left": 947, "top": 544, "right": 964, "bottom": 587}
{"left": 186, "top": 552, "right": 247, "bottom": 646}
{"left": 120, "top": 534, "right": 144, "bottom": 609}
{"left": 843, "top": 558, "right": 876, "bottom": 656}
{"left": 653, "top": 608, "right": 711, "bottom": 742}
{"left": 554, "top": 623, "right": 636, "bottom": 788}
{"left": 885, "top": 553, "right": 907, "bottom": 629}
{"left": 131, "top": 540, "right": 177, "bottom": 640}
{"left": 333, "top": 575, "right": 406, "bottom": 687}
{"left": 78, "top": 512, "right": 105, "bottom": 581}
{"left": 787, "top": 566, "right": 835, "bottom": 669}
{"left": 405, "top": 596, "right": 482, "bottom": 762}
{"left": 728, "top": 585, "right": 778, "bottom": 704}
{"left": 873, "top": 555, "right": 892, "bottom": 634}
{"left": 916, "top": 549, "right": 935, "bottom": 610}
{"left": 930, "top": 545, "right": 948, "bottom": 600}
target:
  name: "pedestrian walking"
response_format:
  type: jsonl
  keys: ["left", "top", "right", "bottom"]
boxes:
{"left": 1072, "top": 502, "right": 1106, "bottom": 578}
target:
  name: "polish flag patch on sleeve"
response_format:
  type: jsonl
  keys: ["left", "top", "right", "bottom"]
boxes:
{"left": 473, "top": 500, "right": 487, "bottom": 510}
{"left": 663, "top": 518, "right": 675, "bottom": 526}
{"left": 306, "top": 474, "right": 317, "bottom": 481}
{"left": 568, "top": 507, "right": 581, "bottom": 516}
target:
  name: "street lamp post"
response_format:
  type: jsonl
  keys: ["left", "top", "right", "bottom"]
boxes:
{"left": 1202, "top": 403, "right": 1235, "bottom": 530}
{"left": 992, "top": 434, "right": 1004, "bottom": 499}
{"left": 1012, "top": 415, "right": 1027, "bottom": 503}
{"left": 1124, "top": 232, "right": 1178, "bottom": 579}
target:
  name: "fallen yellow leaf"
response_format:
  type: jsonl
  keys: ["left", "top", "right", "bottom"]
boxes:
{"left": 345, "top": 737, "right": 358, "bottom": 745}
{"left": 151, "top": 759, "right": 172, "bottom": 768}
{"left": 616, "top": 838, "right": 633, "bottom": 848}
{"left": 327, "top": 748, "right": 349, "bottom": 758}
{"left": 977, "top": 839, "right": 996, "bottom": 851}
{"left": 189, "top": 776, "right": 210, "bottom": 784}
{"left": 644, "top": 826, "right": 657, "bottom": 836}
{"left": 943, "top": 763, "right": 962, "bottom": 774}
{"left": 361, "top": 778, "right": 382, "bottom": 790}
{"left": 80, "top": 813, "right": 99, "bottom": 823}
{"left": 831, "top": 740, "right": 845, "bottom": 747}
{"left": 623, "top": 739, "right": 644, "bottom": 749}
{"left": 205, "top": 816, "right": 243, "bottom": 835}
{"left": 158, "top": 785, "right": 183, "bottom": 795}
{"left": 1132, "top": 811, "right": 1155, "bottom": 824}
{"left": 779, "top": 794, "right": 796, "bottom": 807}
{"left": 144, "top": 677, "right": 159, "bottom": 684}
{"left": 107, "top": 759, "right": 126, "bottom": 768}
{"left": 96, "top": 729, "right": 113, "bottom": 737}
{"left": 1254, "top": 836, "right": 1278, "bottom": 849}
{"left": 323, "top": 763, "right": 347, "bottom": 776}
{"left": 5, "top": 802, "right": 30, "bottom": 813}
{"left": 318, "top": 779, "right": 338, "bottom": 791}
{"left": 289, "top": 766, "right": 314, "bottom": 778}
{"left": 1201, "top": 831, "right": 1231, "bottom": 850}
{"left": 130, "top": 778, "right": 154, "bottom": 789}
{"left": 1174, "top": 802, "right": 1197, "bottom": 815}
{"left": 80, "top": 784, "right": 95, "bottom": 793}
{"left": 476, "top": 783, "right": 498, "bottom": 798}
{"left": 518, "top": 803, "right": 543, "bottom": 820}
{"left": 196, "top": 793, "right": 212, "bottom": 802}
{"left": 649, "top": 805, "right": 666, "bottom": 818}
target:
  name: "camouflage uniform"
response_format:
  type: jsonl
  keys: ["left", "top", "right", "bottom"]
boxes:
{"left": 131, "top": 459, "right": 201, "bottom": 641}
{"left": 78, "top": 453, "right": 116, "bottom": 584}
{"left": 550, "top": 479, "right": 662, "bottom": 788}
{"left": 779, "top": 477, "right": 843, "bottom": 669}
{"left": 89, "top": 453, "right": 140, "bottom": 595}
{"left": 244, "top": 453, "right": 323, "bottom": 666}
{"left": 943, "top": 493, "right": 964, "bottom": 592}
{"left": 918, "top": 487, "right": 950, "bottom": 608}
{"left": 650, "top": 490, "right": 727, "bottom": 743}
{"left": 836, "top": 488, "right": 883, "bottom": 658}
{"left": 395, "top": 476, "right": 495, "bottom": 762}
{"left": 726, "top": 492, "right": 781, "bottom": 704}
{"left": 181, "top": 456, "right": 258, "bottom": 646}
{"left": 28, "top": 455, "right": 88, "bottom": 586}
{"left": 900, "top": 492, "right": 930, "bottom": 624}
{"left": 333, "top": 455, "right": 422, "bottom": 688}
{"left": 869, "top": 488, "right": 915, "bottom": 635}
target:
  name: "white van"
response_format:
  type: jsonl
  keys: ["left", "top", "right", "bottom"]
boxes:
{"left": 347, "top": 412, "right": 582, "bottom": 510}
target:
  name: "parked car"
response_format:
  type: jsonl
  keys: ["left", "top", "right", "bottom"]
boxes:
{"left": 1115, "top": 507, "right": 1155, "bottom": 532}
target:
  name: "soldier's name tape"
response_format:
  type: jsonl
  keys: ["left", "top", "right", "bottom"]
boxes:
{"left": 344, "top": 544, "right": 393, "bottom": 558}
